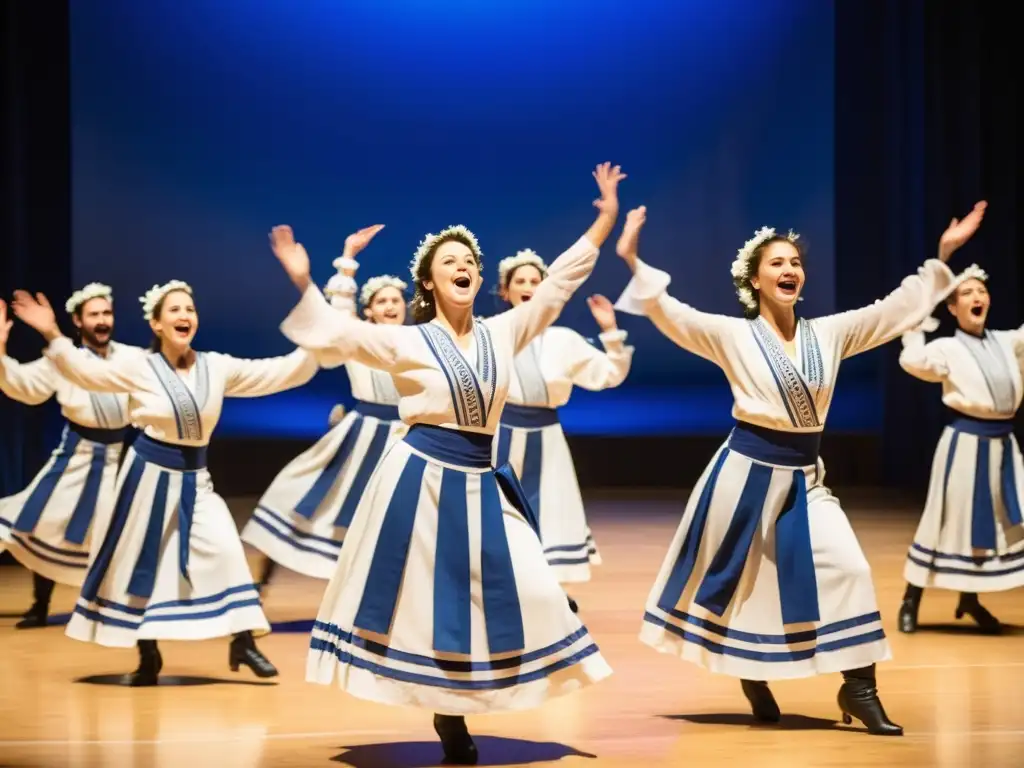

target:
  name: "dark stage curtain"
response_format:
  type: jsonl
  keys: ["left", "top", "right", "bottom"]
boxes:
{"left": 835, "top": 1, "right": 1019, "bottom": 490}
{"left": 0, "top": 0, "right": 72, "bottom": 562}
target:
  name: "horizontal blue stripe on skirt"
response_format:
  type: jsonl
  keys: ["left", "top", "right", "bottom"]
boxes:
{"left": 500, "top": 403, "right": 560, "bottom": 429}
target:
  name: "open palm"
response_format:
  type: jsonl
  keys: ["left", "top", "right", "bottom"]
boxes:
{"left": 270, "top": 225, "right": 311, "bottom": 285}
{"left": 11, "top": 290, "right": 59, "bottom": 337}
{"left": 939, "top": 201, "right": 987, "bottom": 261}
{"left": 586, "top": 294, "right": 617, "bottom": 331}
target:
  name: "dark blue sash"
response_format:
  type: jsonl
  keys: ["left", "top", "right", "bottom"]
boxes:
{"left": 499, "top": 403, "right": 560, "bottom": 429}
{"left": 353, "top": 400, "right": 401, "bottom": 421}
{"left": 68, "top": 422, "right": 130, "bottom": 445}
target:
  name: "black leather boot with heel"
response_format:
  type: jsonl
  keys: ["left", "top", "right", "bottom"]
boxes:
{"left": 229, "top": 631, "right": 279, "bottom": 677}
{"left": 897, "top": 584, "right": 923, "bottom": 634}
{"left": 129, "top": 639, "right": 163, "bottom": 686}
{"left": 255, "top": 558, "right": 278, "bottom": 597}
{"left": 955, "top": 592, "right": 1001, "bottom": 634}
{"left": 741, "top": 679, "right": 781, "bottom": 723}
{"left": 16, "top": 573, "right": 55, "bottom": 629}
{"left": 433, "top": 714, "right": 478, "bottom": 765}
{"left": 837, "top": 664, "right": 902, "bottom": 735}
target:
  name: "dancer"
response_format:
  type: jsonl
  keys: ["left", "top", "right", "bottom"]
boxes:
{"left": 10, "top": 280, "right": 323, "bottom": 685}
{"left": 271, "top": 162, "right": 624, "bottom": 765}
{"left": 242, "top": 225, "right": 409, "bottom": 590}
{"left": 897, "top": 263, "right": 1024, "bottom": 635}
{"left": 0, "top": 285, "right": 139, "bottom": 628}
{"left": 614, "top": 201, "right": 986, "bottom": 735}
{"left": 492, "top": 248, "right": 633, "bottom": 589}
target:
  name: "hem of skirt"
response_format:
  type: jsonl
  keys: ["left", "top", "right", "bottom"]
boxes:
{"left": 304, "top": 651, "right": 612, "bottom": 715}
{"left": 550, "top": 562, "right": 591, "bottom": 584}
{"left": 0, "top": 538, "right": 89, "bottom": 587}
{"left": 904, "top": 561, "right": 1024, "bottom": 592}
{"left": 241, "top": 524, "right": 339, "bottom": 580}
{"left": 65, "top": 605, "right": 271, "bottom": 648}
{"left": 638, "top": 620, "right": 891, "bottom": 680}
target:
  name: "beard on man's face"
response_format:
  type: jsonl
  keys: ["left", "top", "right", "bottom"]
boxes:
{"left": 81, "top": 324, "right": 113, "bottom": 348}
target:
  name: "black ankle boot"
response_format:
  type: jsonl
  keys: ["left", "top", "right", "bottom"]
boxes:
{"left": 955, "top": 593, "right": 1001, "bottom": 634}
{"left": 229, "top": 631, "right": 279, "bottom": 677}
{"left": 255, "top": 558, "right": 278, "bottom": 597}
{"left": 15, "top": 573, "right": 55, "bottom": 629}
{"left": 433, "top": 714, "right": 478, "bottom": 765}
{"left": 741, "top": 679, "right": 781, "bottom": 722}
{"left": 129, "top": 640, "right": 163, "bottom": 686}
{"left": 898, "top": 584, "right": 923, "bottom": 634}
{"left": 567, "top": 595, "right": 579, "bottom": 614}
{"left": 837, "top": 665, "right": 902, "bottom": 735}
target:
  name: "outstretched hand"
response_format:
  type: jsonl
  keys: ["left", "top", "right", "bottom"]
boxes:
{"left": 938, "top": 201, "right": 987, "bottom": 262}
{"left": 0, "top": 299, "right": 13, "bottom": 348}
{"left": 593, "top": 162, "right": 627, "bottom": 215}
{"left": 343, "top": 224, "right": 385, "bottom": 258}
{"left": 270, "top": 225, "right": 313, "bottom": 292}
{"left": 586, "top": 294, "right": 617, "bottom": 332}
{"left": 10, "top": 290, "right": 60, "bottom": 341}
{"left": 616, "top": 206, "right": 647, "bottom": 269}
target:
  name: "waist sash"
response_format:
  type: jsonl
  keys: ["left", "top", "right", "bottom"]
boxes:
{"left": 68, "top": 421, "right": 130, "bottom": 445}
{"left": 353, "top": 400, "right": 401, "bottom": 422}
{"left": 499, "top": 403, "right": 560, "bottom": 429}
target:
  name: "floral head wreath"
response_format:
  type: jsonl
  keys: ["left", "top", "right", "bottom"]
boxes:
{"left": 140, "top": 280, "right": 193, "bottom": 321}
{"left": 65, "top": 282, "right": 113, "bottom": 315}
{"left": 730, "top": 226, "right": 801, "bottom": 311}
{"left": 359, "top": 275, "right": 408, "bottom": 308}
{"left": 409, "top": 225, "right": 483, "bottom": 282}
{"left": 497, "top": 249, "right": 548, "bottom": 287}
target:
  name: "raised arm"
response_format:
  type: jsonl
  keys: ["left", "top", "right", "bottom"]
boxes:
{"left": 612, "top": 207, "right": 734, "bottom": 364}
{"left": 560, "top": 296, "right": 633, "bottom": 390}
{"left": 494, "top": 163, "right": 626, "bottom": 354}
{"left": 10, "top": 291, "right": 144, "bottom": 394}
{"left": 221, "top": 348, "right": 321, "bottom": 398}
{"left": 272, "top": 226, "right": 402, "bottom": 371}
{"left": 898, "top": 328, "right": 949, "bottom": 383}
{"left": 0, "top": 299, "right": 56, "bottom": 404}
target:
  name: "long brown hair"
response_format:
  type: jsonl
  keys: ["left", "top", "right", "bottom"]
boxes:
{"left": 409, "top": 233, "right": 483, "bottom": 324}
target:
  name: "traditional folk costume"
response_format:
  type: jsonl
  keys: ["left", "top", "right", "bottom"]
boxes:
{"left": 492, "top": 250, "right": 633, "bottom": 584}
{"left": 242, "top": 272, "right": 408, "bottom": 583}
{"left": 43, "top": 280, "right": 323, "bottom": 684}
{"left": 897, "top": 265, "right": 1024, "bottom": 634}
{"left": 281, "top": 232, "right": 611, "bottom": 729}
{"left": 0, "top": 283, "right": 139, "bottom": 628}
{"left": 616, "top": 229, "right": 954, "bottom": 734}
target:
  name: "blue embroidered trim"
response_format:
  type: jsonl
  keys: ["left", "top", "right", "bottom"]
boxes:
{"left": 750, "top": 319, "right": 820, "bottom": 429}
{"left": 146, "top": 353, "right": 204, "bottom": 441}
{"left": 418, "top": 321, "right": 496, "bottom": 428}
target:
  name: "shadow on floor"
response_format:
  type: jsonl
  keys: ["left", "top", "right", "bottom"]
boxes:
{"left": 330, "top": 735, "right": 597, "bottom": 767}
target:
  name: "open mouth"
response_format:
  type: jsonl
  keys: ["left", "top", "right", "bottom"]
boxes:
{"left": 173, "top": 322, "right": 192, "bottom": 338}
{"left": 453, "top": 276, "right": 471, "bottom": 289}
{"left": 93, "top": 325, "right": 111, "bottom": 335}
{"left": 777, "top": 279, "right": 798, "bottom": 296}
{"left": 520, "top": 293, "right": 533, "bottom": 302}
{"left": 970, "top": 306, "right": 984, "bottom": 317}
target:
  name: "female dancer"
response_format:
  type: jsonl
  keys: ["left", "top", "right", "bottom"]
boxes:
{"left": 614, "top": 201, "right": 985, "bottom": 735}
{"left": 492, "top": 248, "right": 633, "bottom": 589}
{"left": 242, "top": 225, "right": 409, "bottom": 590}
{"left": 897, "top": 263, "right": 1024, "bottom": 634}
{"left": 10, "top": 280, "right": 322, "bottom": 685}
{"left": 0, "top": 285, "right": 139, "bottom": 628}
{"left": 271, "top": 162, "right": 624, "bottom": 765}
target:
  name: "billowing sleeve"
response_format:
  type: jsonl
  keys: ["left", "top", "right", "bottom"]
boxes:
{"left": 491, "top": 236, "right": 600, "bottom": 354}
{"left": 280, "top": 283, "right": 402, "bottom": 371}
{"left": 899, "top": 331, "right": 949, "bottom": 383}
{"left": 44, "top": 336, "right": 146, "bottom": 394}
{"left": 613, "top": 257, "right": 733, "bottom": 364}
{"left": 818, "top": 259, "right": 956, "bottom": 359}
{"left": 0, "top": 355, "right": 57, "bottom": 405}
{"left": 563, "top": 328, "right": 633, "bottom": 391}
{"left": 1003, "top": 325, "right": 1024, "bottom": 360}
{"left": 222, "top": 348, "right": 321, "bottom": 398}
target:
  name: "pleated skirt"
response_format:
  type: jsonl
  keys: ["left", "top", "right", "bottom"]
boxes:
{"left": 66, "top": 434, "right": 268, "bottom": 648}
{"left": 0, "top": 422, "right": 126, "bottom": 586}
{"left": 494, "top": 404, "right": 600, "bottom": 583}
{"left": 904, "top": 415, "right": 1024, "bottom": 592}
{"left": 641, "top": 422, "right": 890, "bottom": 680}
{"left": 307, "top": 423, "right": 611, "bottom": 715}
{"left": 241, "top": 401, "right": 405, "bottom": 579}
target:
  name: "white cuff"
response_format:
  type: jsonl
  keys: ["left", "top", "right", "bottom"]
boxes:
{"left": 332, "top": 256, "right": 359, "bottom": 272}
{"left": 613, "top": 258, "right": 671, "bottom": 316}
{"left": 598, "top": 329, "right": 627, "bottom": 344}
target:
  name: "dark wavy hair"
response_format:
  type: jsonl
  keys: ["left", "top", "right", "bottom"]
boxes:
{"left": 731, "top": 234, "right": 806, "bottom": 320}
{"left": 409, "top": 233, "right": 483, "bottom": 324}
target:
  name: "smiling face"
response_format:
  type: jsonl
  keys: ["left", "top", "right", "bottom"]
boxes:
{"left": 749, "top": 239, "right": 805, "bottom": 315}
{"left": 73, "top": 297, "right": 114, "bottom": 350}
{"left": 150, "top": 290, "right": 198, "bottom": 353}
{"left": 364, "top": 286, "right": 406, "bottom": 325}
{"left": 422, "top": 239, "right": 482, "bottom": 316}
{"left": 947, "top": 277, "right": 989, "bottom": 335}
{"left": 501, "top": 264, "right": 544, "bottom": 307}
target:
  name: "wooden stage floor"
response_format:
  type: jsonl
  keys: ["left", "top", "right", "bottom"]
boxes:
{"left": 1, "top": 491, "right": 1022, "bottom": 767}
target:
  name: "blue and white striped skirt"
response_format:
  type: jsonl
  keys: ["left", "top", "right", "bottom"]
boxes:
{"left": 905, "top": 413, "right": 1024, "bottom": 592}
{"left": 307, "top": 423, "right": 611, "bottom": 715}
{"left": 242, "top": 401, "right": 406, "bottom": 579}
{"left": 0, "top": 422, "right": 126, "bottom": 586}
{"left": 66, "top": 434, "right": 268, "bottom": 648}
{"left": 493, "top": 404, "right": 600, "bottom": 584}
{"left": 641, "top": 422, "right": 890, "bottom": 680}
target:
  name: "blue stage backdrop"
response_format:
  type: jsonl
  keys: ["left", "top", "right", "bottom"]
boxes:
{"left": 67, "top": 0, "right": 848, "bottom": 438}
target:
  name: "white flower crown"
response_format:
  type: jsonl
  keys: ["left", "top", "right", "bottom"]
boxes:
{"left": 65, "top": 283, "right": 113, "bottom": 315}
{"left": 140, "top": 280, "right": 193, "bottom": 321}
{"left": 956, "top": 263, "right": 988, "bottom": 285}
{"left": 730, "top": 226, "right": 801, "bottom": 310}
{"left": 409, "top": 225, "right": 483, "bottom": 281}
{"left": 359, "top": 275, "right": 408, "bottom": 307}
{"left": 497, "top": 249, "right": 548, "bottom": 286}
